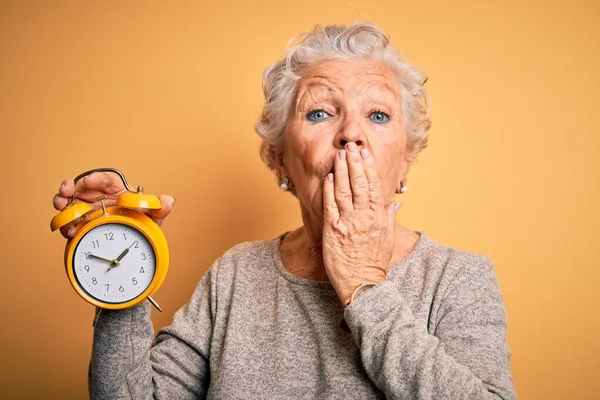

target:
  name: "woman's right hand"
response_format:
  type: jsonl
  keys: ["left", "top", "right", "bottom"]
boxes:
{"left": 52, "top": 171, "right": 175, "bottom": 239}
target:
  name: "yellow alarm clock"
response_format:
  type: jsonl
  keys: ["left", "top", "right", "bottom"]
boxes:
{"left": 50, "top": 168, "right": 169, "bottom": 313}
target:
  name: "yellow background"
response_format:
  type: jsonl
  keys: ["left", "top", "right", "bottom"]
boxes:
{"left": 1, "top": 1, "right": 598, "bottom": 398}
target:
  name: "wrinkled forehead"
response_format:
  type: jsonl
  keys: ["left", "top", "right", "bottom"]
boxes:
{"left": 296, "top": 59, "right": 401, "bottom": 101}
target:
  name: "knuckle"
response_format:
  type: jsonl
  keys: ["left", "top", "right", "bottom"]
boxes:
{"left": 368, "top": 181, "right": 381, "bottom": 192}
{"left": 332, "top": 223, "right": 349, "bottom": 238}
{"left": 353, "top": 179, "right": 368, "bottom": 192}
{"left": 338, "top": 187, "right": 351, "bottom": 197}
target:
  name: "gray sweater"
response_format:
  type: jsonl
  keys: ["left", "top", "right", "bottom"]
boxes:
{"left": 89, "top": 232, "right": 516, "bottom": 399}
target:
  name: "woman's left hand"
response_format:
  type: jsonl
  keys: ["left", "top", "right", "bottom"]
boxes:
{"left": 322, "top": 142, "right": 401, "bottom": 305}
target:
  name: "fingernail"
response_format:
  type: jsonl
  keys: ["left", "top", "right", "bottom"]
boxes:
{"left": 339, "top": 150, "right": 346, "bottom": 161}
{"left": 60, "top": 181, "right": 67, "bottom": 188}
{"left": 347, "top": 142, "right": 357, "bottom": 152}
{"left": 360, "top": 148, "right": 369, "bottom": 158}
{"left": 394, "top": 202, "right": 402, "bottom": 212}
{"left": 327, "top": 173, "right": 333, "bottom": 182}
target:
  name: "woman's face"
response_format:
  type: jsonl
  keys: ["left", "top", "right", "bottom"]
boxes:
{"left": 279, "top": 58, "right": 411, "bottom": 221}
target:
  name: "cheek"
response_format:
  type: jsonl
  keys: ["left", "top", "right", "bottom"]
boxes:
{"left": 282, "top": 144, "right": 315, "bottom": 194}
{"left": 375, "top": 136, "right": 405, "bottom": 184}
{"left": 284, "top": 125, "right": 330, "bottom": 177}
{"left": 379, "top": 155, "right": 401, "bottom": 183}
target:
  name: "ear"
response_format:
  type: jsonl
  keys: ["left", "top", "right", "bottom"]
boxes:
{"left": 269, "top": 144, "right": 287, "bottom": 181}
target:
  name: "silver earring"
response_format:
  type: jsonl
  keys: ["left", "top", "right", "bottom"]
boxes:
{"left": 396, "top": 180, "right": 408, "bottom": 194}
{"left": 280, "top": 177, "right": 290, "bottom": 191}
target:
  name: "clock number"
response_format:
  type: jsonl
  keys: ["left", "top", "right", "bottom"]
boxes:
{"left": 104, "top": 232, "right": 114, "bottom": 241}
{"left": 133, "top": 241, "right": 139, "bottom": 249}
{"left": 85, "top": 252, "right": 92, "bottom": 259}
{"left": 92, "top": 277, "right": 97, "bottom": 285}
{"left": 84, "top": 265, "right": 90, "bottom": 272}
{"left": 141, "top": 253, "right": 146, "bottom": 260}
{"left": 132, "top": 277, "right": 138, "bottom": 285}
{"left": 140, "top": 267, "right": 145, "bottom": 273}
{"left": 92, "top": 240, "right": 100, "bottom": 248}
{"left": 123, "top": 233, "right": 127, "bottom": 241}
{"left": 119, "top": 285, "right": 124, "bottom": 292}
{"left": 105, "top": 284, "right": 110, "bottom": 292}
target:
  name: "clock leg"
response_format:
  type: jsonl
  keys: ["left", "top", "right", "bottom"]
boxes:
{"left": 93, "top": 307, "right": 102, "bottom": 327}
{"left": 147, "top": 296, "right": 163, "bottom": 312}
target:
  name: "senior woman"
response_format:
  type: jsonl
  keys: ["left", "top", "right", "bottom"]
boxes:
{"left": 52, "top": 22, "right": 515, "bottom": 399}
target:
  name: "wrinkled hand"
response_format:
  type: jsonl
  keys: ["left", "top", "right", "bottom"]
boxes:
{"left": 52, "top": 171, "right": 175, "bottom": 239}
{"left": 322, "top": 143, "right": 400, "bottom": 304}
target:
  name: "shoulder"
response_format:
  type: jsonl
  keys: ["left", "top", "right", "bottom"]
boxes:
{"left": 185, "top": 234, "right": 283, "bottom": 313}
{"left": 207, "top": 234, "right": 283, "bottom": 286}
{"left": 393, "top": 232, "right": 501, "bottom": 302}
{"left": 219, "top": 237, "right": 279, "bottom": 264}
{"left": 413, "top": 232, "right": 494, "bottom": 275}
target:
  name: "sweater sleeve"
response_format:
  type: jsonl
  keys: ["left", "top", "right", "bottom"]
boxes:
{"left": 343, "top": 257, "right": 516, "bottom": 400}
{"left": 88, "top": 265, "right": 217, "bottom": 400}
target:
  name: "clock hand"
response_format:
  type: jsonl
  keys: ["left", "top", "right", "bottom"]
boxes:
{"left": 106, "top": 264, "right": 118, "bottom": 272}
{"left": 107, "top": 242, "right": 136, "bottom": 272}
{"left": 114, "top": 241, "right": 136, "bottom": 263}
{"left": 88, "top": 254, "right": 114, "bottom": 264}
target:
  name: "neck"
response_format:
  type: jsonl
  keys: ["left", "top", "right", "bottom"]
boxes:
{"left": 299, "top": 205, "right": 325, "bottom": 263}
{"left": 278, "top": 206, "right": 328, "bottom": 281}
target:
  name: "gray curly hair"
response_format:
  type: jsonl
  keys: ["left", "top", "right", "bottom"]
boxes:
{"left": 255, "top": 22, "right": 431, "bottom": 181}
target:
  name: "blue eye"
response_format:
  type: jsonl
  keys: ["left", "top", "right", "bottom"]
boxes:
{"left": 370, "top": 111, "right": 390, "bottom": 124}
{"left": 306, "top": 110, "right": 329, "bottom": 122}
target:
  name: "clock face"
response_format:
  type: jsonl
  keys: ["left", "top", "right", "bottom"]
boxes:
{"left": 72, "top": 223, "right": 156, "bottom": 304}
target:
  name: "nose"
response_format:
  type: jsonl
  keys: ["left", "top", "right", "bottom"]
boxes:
{"left": 334, "top": 114, "right": 366, "bottom": 149}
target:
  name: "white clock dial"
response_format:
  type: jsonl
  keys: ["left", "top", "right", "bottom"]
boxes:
{"left": 72, "top": 223, "right": 156, "bottom": 304}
